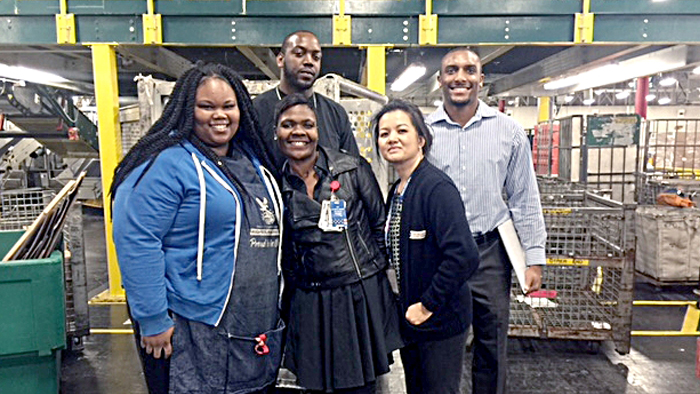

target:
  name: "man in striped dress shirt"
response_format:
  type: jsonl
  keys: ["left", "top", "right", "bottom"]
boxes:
{"left": 426, "top": 48, "right": 547, "bottom": 394}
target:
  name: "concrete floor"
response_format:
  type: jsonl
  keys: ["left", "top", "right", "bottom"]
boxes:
{"left": 59, "top": 209, "right": 700, "bottom": 394}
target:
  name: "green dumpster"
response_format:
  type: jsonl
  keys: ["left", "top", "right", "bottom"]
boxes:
{"left": 0, "top": 230, "right": 65, "bottom": 394}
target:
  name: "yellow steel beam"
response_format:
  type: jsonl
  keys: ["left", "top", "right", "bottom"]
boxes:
{"left": 90, "top": 329, "right": 134, "bottom": 335}
{"left": 681, "top": 303, "right": 700, "bottom": 334}
{"left": 142, "top": 0, "right": 163, "bottom": 45}
{"left": 333, "top": 0, "right": 351, "bottom": 46}
{"left": 574, "top": 0, "right": 594, "bottom": 44}
{"left": 633, "top": 300, "right": 697, "bottom": 307}
{"left": 632, "top": 331, "right": 700, "bottom": 337}
{"left": 91, "top": 44, "right": 125, "bottom": 300}
{"left": 89, "top": 289, "right": 126, "bottom": 305}
{"left": 55, "top": 0, "right": 76, "bottom": 44}
{"left": 537, "top": 97, "right": 550, "bottom": 123}
{"left": 365, "top": 46, "right": 386, "bottom": 96}
{"left": 419, "top": 0, "right": 438, "bottom": 45}
{"left": 631, "top": 300, "right": 700, "bottom": 337}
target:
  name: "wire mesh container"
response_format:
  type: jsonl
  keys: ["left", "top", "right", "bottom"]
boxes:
{"left": 509, "top": 191, "right": 634, "bottom": 354}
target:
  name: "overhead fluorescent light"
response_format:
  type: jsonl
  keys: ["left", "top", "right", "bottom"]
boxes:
{"left": 543, "top": 77, "right": 579, "bottom": 91}
{"left": 628, "top": 81, "right": 636, "bottom": 88}
{"left": 544, "top": 64, "right": 620, "bottom": 91}
{"left": 0, "top": 63, "right": 70, "bottom": 85}
{"left": 390, "top": 63, "right": 427, "bottom": 92}
{"left": 564, "top": 95, "right": 574, "bottom": 103}
{"left": 693, "top": 66, "right": 700, "bottom": 75}
{"left": 538, "top": 46, "right": 689, "bottom": 95}
{"left": 433, "top": 100, "right": 443, "bottom": 107}
{"left": 645, "top": 94, "right": 656, "bottom": 102}
{"left": 507, "top": 100, "right": 515, "bottom": 105}
{"left": 658, "top": 97, "right": 672, "bottom": 105}
{"left": 594, "top": 89, "right": 605, "bottom": 96}
{"left": 583, "top": 98, "right": 595, "bottom": 105}
{"left": 615, "top": 91, "right": 630, "bottom": 99}
{"left": 659, "top": 77, "right": 677, "bottom": 87}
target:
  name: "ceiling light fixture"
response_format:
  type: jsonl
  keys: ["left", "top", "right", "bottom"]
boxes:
{"left": 544, "top": 64, "right": 620, "bottom": 91}
{"left": 0, "top": 63, "right": 70, "bottom": 85}
{"left": 390, "top": 63, "right": 427, "bottom": 92}
{"left": 658, "top": 97, "right": 672, "bottom": 105}
{"left": 645, "top": 94, "right": 656, "bottom": 102}
{"left": 615, "top": 91, "right": 630, "bottom": 100}
{"left": 539, "top": 46, "right": 688, "bottom": 95}
{"left": 659, "top": 77, "right": 677, "bottom": 87}
{"left": 693, "top": 66, "right": 700, "bottom": 75}
{"left": 564, "top": 95, "right": 574, "bottom": 103}
{"left": 583, "top": 98, "right": 595, "bottom": 105}
{"left": 433, "top": 100, "right": 443, "bottom": 107}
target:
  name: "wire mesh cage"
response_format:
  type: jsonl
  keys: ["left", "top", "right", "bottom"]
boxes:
{"left": 0, "top": 188, "right": 54, "bottom": 230}
{"left": 509, "top": 190, "right": 635, "bottom": 354}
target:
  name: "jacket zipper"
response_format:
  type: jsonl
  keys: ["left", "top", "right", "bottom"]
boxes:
{"left": 357, "top": 232, "right": 372, "bottom": 257}
{"left": 344, "top": 230, "right": 363, "bottom": 279}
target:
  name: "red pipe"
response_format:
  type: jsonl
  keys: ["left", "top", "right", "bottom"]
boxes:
{"left": 635, "top": 77, "right": 649, "bottom": 120}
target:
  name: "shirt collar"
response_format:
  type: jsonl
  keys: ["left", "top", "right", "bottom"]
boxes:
{"left": 430, "top": 99, "right": 497, "bottom": 129}
{"left": 282, "top": 149, "right": 329, "bottom": 192}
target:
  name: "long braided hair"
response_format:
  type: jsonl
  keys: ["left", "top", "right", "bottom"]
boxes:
{"left": 110, "top": 62, "right": 277, "bottom": 199}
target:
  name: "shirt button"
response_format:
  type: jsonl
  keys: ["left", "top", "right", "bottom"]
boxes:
{"left": 462, "top": 187, "right": 466, "bottom": 191}
{"left": 462, "top": 166, "right": 466, "bottom": 170}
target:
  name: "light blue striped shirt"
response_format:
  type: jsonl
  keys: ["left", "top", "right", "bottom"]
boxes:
{"left": 426, "top": 100, "right": 546, "bottom": 266}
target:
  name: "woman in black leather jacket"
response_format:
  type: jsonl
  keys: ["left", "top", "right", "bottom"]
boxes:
{"left": 276, "top": 93, "right": 402, "bottom": 394}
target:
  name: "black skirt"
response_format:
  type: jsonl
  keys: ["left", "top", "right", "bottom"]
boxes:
{"left": 283, "top": 271, "right": 403, "bottom": 392}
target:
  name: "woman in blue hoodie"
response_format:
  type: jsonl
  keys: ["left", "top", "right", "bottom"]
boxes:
{"left": 112, "top": 63, "right": 283, "bottom": 394}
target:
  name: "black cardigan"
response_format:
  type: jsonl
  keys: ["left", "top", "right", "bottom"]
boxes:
{"left": 387, "top": 159, "right": 480, "bottom": 343}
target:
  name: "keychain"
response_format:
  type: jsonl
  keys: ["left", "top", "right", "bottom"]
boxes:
{"left": 318, "top": 180, "right": 347, "bottom": 232}
{"left": 254, "top": 334, "right": 269, "bottom": 356}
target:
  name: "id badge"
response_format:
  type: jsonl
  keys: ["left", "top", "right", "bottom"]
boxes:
{"left": 386, "top": 268, "right": 400, "bottom": 295}
{"left": 318, "top": 200, "right": 334, "bottom": 232}
{"left": 330, "top": 199, "right": 347, "bottom": 230}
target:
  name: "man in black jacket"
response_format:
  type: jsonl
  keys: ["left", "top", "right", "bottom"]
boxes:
{"left": 253, "top": 30, "right": 360, "bottom": 177}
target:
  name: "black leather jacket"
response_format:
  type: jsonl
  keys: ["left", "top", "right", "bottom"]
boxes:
{"left": 281, "top": 147, "right": 388, "bottom": 290}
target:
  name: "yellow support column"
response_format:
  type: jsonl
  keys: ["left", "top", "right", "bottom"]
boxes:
{"left": 333, "top": 0, "right": 351, "bottom": 46}
{"left": 574, "top": 0, "right": 594, "bottom": 44}
{"left": 537, "top": 97, "right": 551, "bottom": 122}
{"left": 91, "top": 44, "right": 125, "bottom": 301}
{"left": 419, "top": 0, "right": 438, "bottom": 45}
{"left": 365, "top": 46, "right": 386, "bottom": 95}
{"left": 55, "top": 0, "right": 76, "bottom": 45}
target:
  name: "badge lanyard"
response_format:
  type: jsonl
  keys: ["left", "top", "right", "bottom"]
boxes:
{"left": 384, "top": 177, "right": 412, "bottom": 246}
{"left": 318, "top": 180, "right": 348, "bottom": 232}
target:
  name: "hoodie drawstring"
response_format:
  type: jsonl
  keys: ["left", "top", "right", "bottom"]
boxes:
{"left": 191, "top": 153, "right": 206, "bottom": 281}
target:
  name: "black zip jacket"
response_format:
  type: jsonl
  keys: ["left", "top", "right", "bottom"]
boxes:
{"left": 388, "top": 159, "right": 480, "bottom": 343}
{"left": 282, "top": 147, "right": 387, "bottom": 290}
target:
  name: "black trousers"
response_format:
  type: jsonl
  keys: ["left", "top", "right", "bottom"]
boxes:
{"left": 469, "top": 234, "right": 512, "bottom": 394}
{"left": 400, "top": 331, "right": 468, "bottom": 394}
{"left": 127, "top": 303, "right": 170, "bottom": 394}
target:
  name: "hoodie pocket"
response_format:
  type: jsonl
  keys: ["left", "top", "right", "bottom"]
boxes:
{"left": 224, "top": 320, "right": 286, "bottom": 392}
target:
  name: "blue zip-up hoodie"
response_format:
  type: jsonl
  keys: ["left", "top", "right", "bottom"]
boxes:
{"left": 113, "top": 140, "right": 282, "bottom": 337}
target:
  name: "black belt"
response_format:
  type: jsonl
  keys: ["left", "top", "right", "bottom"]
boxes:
{"left": 473, "top": 229, "right": 499, "bottom": 246}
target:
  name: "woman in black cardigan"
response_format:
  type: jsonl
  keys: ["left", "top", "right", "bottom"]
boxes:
{"left": 372, "top": 100, "right": 480, "bottom": 394}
